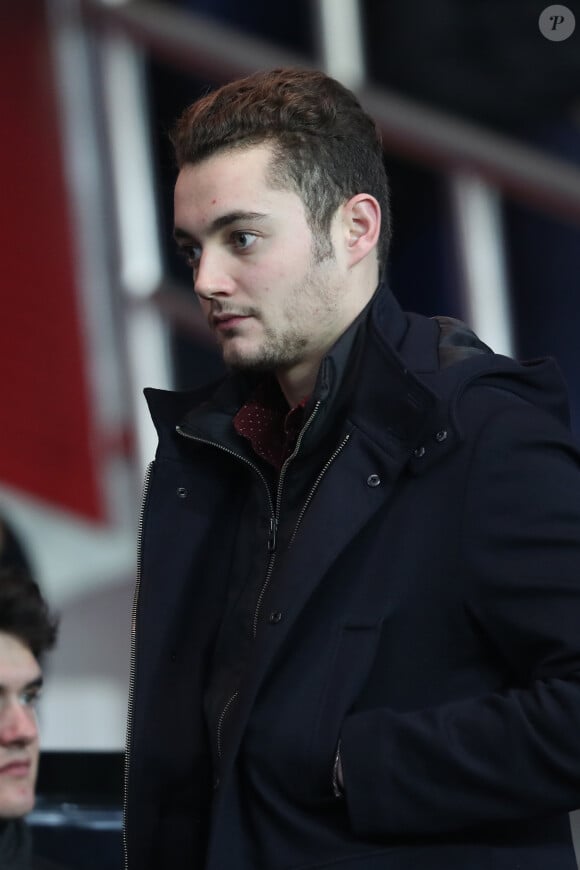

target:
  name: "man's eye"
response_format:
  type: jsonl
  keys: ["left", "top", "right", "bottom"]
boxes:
{"left": 231, "top": 232, "right": 257, "bottom": 251}
{"left": 21, "top": 689, "right": 41, "bottom": 707}
{"left": 179, "top": 245, "right": 201, "bottom": 267}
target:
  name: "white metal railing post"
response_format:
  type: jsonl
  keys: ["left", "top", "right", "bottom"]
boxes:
{"left": 448, "top": 173, "right": 514, "bottom": 355}
{"left": 47, "top": 0, "right": 138, "bottom": 522}
{"left": 96, "top": 27, "right": 173, "bottom": 475}
{"left": 313, "top": 0, "right": 365, "bottom": 90}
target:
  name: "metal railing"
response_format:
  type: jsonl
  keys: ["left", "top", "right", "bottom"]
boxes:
{"left": 81, "top": 0, "right": 580, "bottom": 223}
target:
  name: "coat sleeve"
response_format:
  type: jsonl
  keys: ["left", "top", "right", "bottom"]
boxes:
{"left": 340, "top": 400, "right": 580, "bottom": 837}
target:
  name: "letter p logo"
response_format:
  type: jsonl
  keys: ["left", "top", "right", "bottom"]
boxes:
{"left": 539, "top": 5, "right": 576, "bottom": 40}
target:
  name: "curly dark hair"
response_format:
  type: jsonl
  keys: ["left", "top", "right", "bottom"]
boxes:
{"left": 0, "top": 568, "right": 58, "bottom": 660}
{"left": 171, "top": 67, "right": 391, "bottom": 269}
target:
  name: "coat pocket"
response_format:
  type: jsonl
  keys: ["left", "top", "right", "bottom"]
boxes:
{"left": 308, "top": 621, "right": 382, "bottom": 792}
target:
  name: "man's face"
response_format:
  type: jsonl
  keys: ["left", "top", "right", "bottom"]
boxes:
{"left": 174, "top": 144, "right": 349, "bottom": 377}
{"left": 0, "top": 632, "right": 41, "bottom": 818}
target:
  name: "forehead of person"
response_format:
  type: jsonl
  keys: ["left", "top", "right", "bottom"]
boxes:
{"left": 0, "top": 631, "right": 42, "bottom": 818}
{"left": 174, "top": 142, "right": 328, "bottom": 259}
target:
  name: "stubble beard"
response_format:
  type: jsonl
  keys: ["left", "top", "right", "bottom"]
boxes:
{"left": 221, "top": 317, "right": 309, "bottom": 374}
{"left": 222, "top": 257, "right": 340, "bottom": 375}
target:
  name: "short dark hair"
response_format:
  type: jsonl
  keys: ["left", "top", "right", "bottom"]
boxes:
{"left": 171, "top": 67, "right": 391, "bottom": 268}
{"left": 0, "top": 568, "right": 58, "bottom": 661}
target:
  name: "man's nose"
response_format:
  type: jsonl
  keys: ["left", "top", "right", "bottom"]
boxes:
{"left": 194, "top": 250, "right": 235, "bottom": 300}
{"left": 0, "top": 702, "right": 38, "bottom": 746}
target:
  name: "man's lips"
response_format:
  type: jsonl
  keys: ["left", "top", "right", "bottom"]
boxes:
{"left": 0, "top": 761, "right": 31, "bottom": 777}
{"left": 212, "top": 314, "right": 251, "bottom": 331}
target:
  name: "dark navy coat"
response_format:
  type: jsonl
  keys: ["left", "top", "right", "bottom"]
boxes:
{"left": 125, "top": 287, "right": 580, "bottom": 869}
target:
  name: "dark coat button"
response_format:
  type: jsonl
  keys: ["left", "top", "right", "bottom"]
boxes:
{"left": 413, "top": 445, "right": 426, "bottom": 458}
{"left": 269, "top": 611, "right": 283, "bottom": 624}
{"left": 213, "top": 776, "right": 220, "bottom": 790}
{"left": 367, "top": 474, "right": 381, "bottom": 487}
{"left": 434, "top": 430, "right": 448, "bottom": 443}
{"left": 177, "top": 487, "right": 188, "bottom": 498}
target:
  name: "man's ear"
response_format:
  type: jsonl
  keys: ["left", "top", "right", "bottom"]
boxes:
{"left": 341, "top": 194, "right": 381, "bottom": 268}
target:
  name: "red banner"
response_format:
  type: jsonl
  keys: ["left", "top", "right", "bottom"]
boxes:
{"left": 0, "top": 1, "right": 104, "bottom": 520}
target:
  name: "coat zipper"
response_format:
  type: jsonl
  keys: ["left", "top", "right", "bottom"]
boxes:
{"left": 251, "top": 400, "right": 322, "bottom": 637}
{"left": 174, "top": 427, "right": 278, "bottom": 761}
{"left": 216, "top": 690, "right": 239, "bottom": 759}
{"left": 175, "top": 426, "right": 276, "bottom": 522}
{"left": 123, "top": 460, "right": 154, "bottom": 870}
{"left": 287, "top": 432, "right": 351, "bottom": 550}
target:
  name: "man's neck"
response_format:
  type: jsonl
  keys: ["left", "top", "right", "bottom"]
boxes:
{"left": 276, "top": 357, "right": 321, "bottom": 409}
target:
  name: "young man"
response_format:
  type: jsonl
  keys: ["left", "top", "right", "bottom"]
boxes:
{"left": 125, "top": 68, "right": 580, "bottom": 869}
{"left": 0, "top": 568, "right": 62, "bottom": 869}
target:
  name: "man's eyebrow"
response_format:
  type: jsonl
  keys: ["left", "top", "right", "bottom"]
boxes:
{"left": 173, "top": 227, "right": 194, "bottom": 244}
{"left": 25, "top": 676, "right": 43, "bottom": 692}
{"left": 173, "top": 211, "right": 269, "bottom": 243}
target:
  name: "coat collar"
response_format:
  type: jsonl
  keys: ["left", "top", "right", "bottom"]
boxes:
{"left": 149, "top": 282, "right": 562, "bottom": 476}
{"left": 146, "top": 283, "right": 448, "bottom": 468}
{"left": 348, "top": 287, "right": 441, "bottom": 451}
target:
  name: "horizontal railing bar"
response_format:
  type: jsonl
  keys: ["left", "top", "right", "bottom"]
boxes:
{"left": 361, "top": 86, "right": 580, "bottom": 224}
